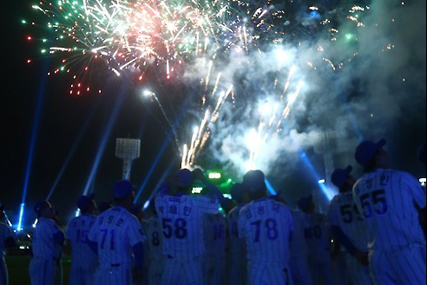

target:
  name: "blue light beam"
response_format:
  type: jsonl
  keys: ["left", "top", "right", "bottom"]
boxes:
{"left": 83, "top": 83, "right": 129, "bottom": 196}
{"left": 299, "top": 151, "right": 335, "bottom": 201}
{"left": 47, "top": 102, "right": 99, "bottom": 200}
{"left": 134, "top": 92, "right": 192, "bottom": 203}
{"left": 17, "top": 64, "right": 48, "bottom": 231}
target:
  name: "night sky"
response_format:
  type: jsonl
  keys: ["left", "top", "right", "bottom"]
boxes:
{"left": 1, "top": 0, "right": 426, "bottom": 227}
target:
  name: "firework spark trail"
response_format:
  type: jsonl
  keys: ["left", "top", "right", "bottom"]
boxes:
{"left": 145, "top": 91, "right": 181, "bottom": 149}
{"left": 28, "top": 0, "right": 373, "bottom": 173}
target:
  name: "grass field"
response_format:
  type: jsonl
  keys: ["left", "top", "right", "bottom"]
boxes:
{"left": 6, "top": 256, "right": 72, "bottom": 285}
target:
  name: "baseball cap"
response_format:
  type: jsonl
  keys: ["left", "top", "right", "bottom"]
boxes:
{"left": 34, "top": 201, "right": 51, "bottom": 215}
{"left": 173, "top": 169, "right": 195, "bottom": 189}
{"left": 331, "top": 166, "right": 353, "bottom": 189}
{"left": 355, "top": 139, "right": 387, "bottom": 167}
{"left": 77, "top": 193, "right": 96, "bottom": 211}
{"left": 243, "top": 170, "right": 266, "bottom": 192}
{"left": 114, "top": 180, "right": 135, "bottom": 199}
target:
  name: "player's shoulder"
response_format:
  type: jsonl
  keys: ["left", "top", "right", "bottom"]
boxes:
{"left": 67, "top": 216, "right": 80, "bottom": 227}
{"left": 291, "top": 210, "right": 305, "bottom": 219}
{"left": 388, "top": 170, "right": 417, "bottom": 181}
{"left": 227, "top": 204, "right": 241, "bottom": 218}
{"left": 0, "top": 222, "right": 10, "bottom": 234}
{"left": 38, "top": 217, "right": 56, "bottom": 227}
{"left": 331, "top": 192, "right": 352, "bottom": 204}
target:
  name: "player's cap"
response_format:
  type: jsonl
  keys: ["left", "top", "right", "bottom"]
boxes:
{"left": 114, "top": 180, "right": 136, "bottom": 199}
{"left": 355, "top": 139, "right": 387, "bottom": 167}
{"left": 34, "top": 201, "right": 51, "bottom": 215}
{"left": 418, "top": 143, "right": 426, "bottom": 166}
{"left": 243, "top": 170, "right": 266, "bottom": 192}
{"left": 173, "top": 169, "right": 195, "bottom": 189}
{"left": 331, "top": 166, "right": 353, "bottom": 189}
{"left": 298, "top": 195, "right": 313, "bottom": 211}
{"left": 77, "top": 193, "right": 96, "bottom": 211}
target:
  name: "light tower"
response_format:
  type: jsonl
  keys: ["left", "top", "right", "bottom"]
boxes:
{"left": 314, "top": 131, "right": 338, "bottom": 212}
{"left": 315, "top": 131, "right": 338, "bottom": 185}
{"left": 115, "top": 138, "right": 141, "bottom": 180}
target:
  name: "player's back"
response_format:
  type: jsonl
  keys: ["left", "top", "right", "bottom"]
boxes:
{"left": 88, "top": 206, "right": 145, "bottom": 266}
{"left": 305, "top": 213, "right": 331, "bottom": 255}
{"left": 142, "top": 216, "right": 163, "bottom": 261}
{"left": 0, "top": 222, "right": 13, "bottom": 257}
{"left": 203, "top": 213, "right": 226, "bottom": 257}
{"left": 32, "top": 218, "right": 63, "bottom": 260}
{"left": 67, "top": 214, "right": 98, "bottom": 267}
{"left": 290, "top": 211, "right": 310, "bottom": 257}
{"left": 353, "top": 169, "right": 426, "bottom": 251}
{"left": 155, "top": 194, "right": 219, "bottom": 260}
{"left": 228, "top": 204, "right": 246, "bottom": 255}
{"left": 328, "top": 192, "right": 369, "bottom": 251}
{"left": 238, "top": 199, "right": 294, "bottom": 264}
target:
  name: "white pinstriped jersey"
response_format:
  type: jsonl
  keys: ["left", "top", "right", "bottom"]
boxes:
{"left": 88, "top": 206, "right": 146, "bottom": 266}
{"left": 227, "top": 204, "right": 246, "bottom": 255}
{"left": 32, "top": 218, "right": 64, "bottom": 259}
{"left": 238, "top": 199, "right": 294, "bottom": 264}
{"left": 66, "top": 214, "right": 98, "bottom": 268}
{"left": 353, "top": 169, "right": 426, "bottom": 251}
{"left": 304, "top": 213, "right": 332, "bottom": 255}
{"left": 0, "top": 222, "right": 14, "bottom": 257}
{"left": 155, "top": 194, "right": 219, "bottom": 260}
{"left": 203, "top": 213, "right": 226, "bottom": 257}
{"left": 290, "top": 211, "right": 310, "bottom": 257}
{"left": 328, "top": 192, "right": 370, "bottom": 251}
{"left": 141, "top": 217, "right": 163, "bottom": 261}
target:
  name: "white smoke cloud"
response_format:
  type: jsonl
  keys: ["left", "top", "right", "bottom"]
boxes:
{"left": 182, "top": 0, "right": 426, "bottom": 179}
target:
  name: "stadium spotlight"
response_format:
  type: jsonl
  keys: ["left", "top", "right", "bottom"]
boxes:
{"left": 208, "top": 172, "right": 222, "bottom": 180}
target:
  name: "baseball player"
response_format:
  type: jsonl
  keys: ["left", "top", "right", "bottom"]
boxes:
{"left": 88, "top": 180, "right": 146, "bottom": 285}
{"left": 66, "top": 194, "right": 98, "bottom": 285}
{"left": 203, "top": 213, "right": 226, "bottom": 285}
{"left": 155, "top": 169, "right": 222, "bottom": 285}
{"left": 289, "top": 210, "right": 314, "bottom": 285}
{"left": 30, "top": 201, "right": 65, "bottom": 285}
{"left": 418, "top": 143, "right": 426, "bottom": 236}
{"left": 329, "top": 166, "right": 373, "bottom": 285}
{"left": 0, "top": 206, "right": 16, "bottom": 285}
{"left": 353, "top": 139, "right": 426, "bottom": 284}
{"left": 140, "top": 203, "right": 164, "bottom": 285}
{"left": 226, "top": 183, "right": 248, "bottom": 285}
{"left": 299, "top": 196, "right": 335, "bottom": 285}
{"left": 238, "top": 170, "right": 294, "bottom": 285}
